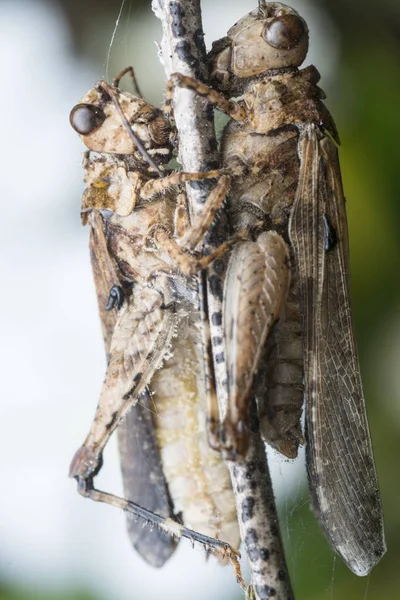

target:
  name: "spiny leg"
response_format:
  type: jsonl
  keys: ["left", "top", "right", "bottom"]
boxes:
{"left": 74, "top": 476, "right": 244, "bottom": 586}
{"left": 164, "top": 73, "right": 247, "bottom": 121}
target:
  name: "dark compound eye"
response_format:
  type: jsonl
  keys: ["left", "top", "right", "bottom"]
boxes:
{"left": 263, "top": 14, "right": 306, "bottom": 50}
{"left": 69, "top": 103, "right": 106, "bottom": 135}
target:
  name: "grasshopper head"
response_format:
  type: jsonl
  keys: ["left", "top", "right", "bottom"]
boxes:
{"left": 209, "top": 2, "right": 308, "bottom": 94}
{"left": 70, "top": 84, "right": 173, "bottom": 171}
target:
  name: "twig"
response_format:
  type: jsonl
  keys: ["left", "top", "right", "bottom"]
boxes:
{"left": 151, "top": 0, "right": 219, "bottom": 216}
{"left": 152, "top": 1, "right": 294, "bottom": 598}
{"left": 231, "top": 402, "right": 294, "bottom": 600}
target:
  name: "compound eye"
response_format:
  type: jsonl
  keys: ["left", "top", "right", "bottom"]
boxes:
{"left": 263, "top": 14, "right": 306, "bottom": 50}
{"left": 69, "top": 103, "right": 106, "bottom": 135}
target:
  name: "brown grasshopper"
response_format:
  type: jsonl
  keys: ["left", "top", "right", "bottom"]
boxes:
{"left": 68, "top": 67, "right": 246, "bottom": 579}
{"left": 165, "top": 1, "right": 386, "bottom": 577}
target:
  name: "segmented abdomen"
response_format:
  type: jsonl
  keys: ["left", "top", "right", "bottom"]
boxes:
{"left": 151, "top": 308, "right": 240, "bottom": 550}
{"left": 257, "top": 273, "right": 304, "bottom": 458}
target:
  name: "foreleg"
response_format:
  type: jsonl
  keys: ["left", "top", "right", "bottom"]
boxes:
{"left": 164, "top": 73, "right": 247, "bottom": 121}
{"left": 140, "top": 168, "right": 225, "bottom": 201}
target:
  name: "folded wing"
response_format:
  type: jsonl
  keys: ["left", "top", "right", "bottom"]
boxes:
{"left": 289, "top": 124, "right": 385, "bottom": 575}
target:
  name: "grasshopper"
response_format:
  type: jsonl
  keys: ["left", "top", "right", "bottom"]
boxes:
{"left": 165, "top": 1, "right": 386, "bottom": 577}
{"left": 68, "top": 67, "right": 246, "bottom": 579}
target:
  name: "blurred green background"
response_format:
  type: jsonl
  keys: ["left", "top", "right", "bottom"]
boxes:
{"left": 0, "top": 0, "right": 399, "bottom": 599}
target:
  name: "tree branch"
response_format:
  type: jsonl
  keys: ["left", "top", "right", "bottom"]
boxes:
{"left": 152, "top": 0, "right": 219, "bottom": 215}
{"left": 152, "top": 2, "right": 293, "bottom": 598}
{"left": 232, "top": 402, "right": 294, "bottom": 600}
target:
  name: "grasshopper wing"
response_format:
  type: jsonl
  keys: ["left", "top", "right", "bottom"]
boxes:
{"left": 289, "top": 124, "right": 386, "bottom": 575}
{"left": 118, "top": 390, "right": 178, "bottom": 566}
{"left": 88, "top": 211, "right": 178, "bottom": 565}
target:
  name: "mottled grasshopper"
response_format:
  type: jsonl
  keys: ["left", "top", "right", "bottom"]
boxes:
{"left": 68, "top": 68, "right": 245, "bottom": 578}
{"left": 165, "top": 1, "right": 386, "bottom": 576}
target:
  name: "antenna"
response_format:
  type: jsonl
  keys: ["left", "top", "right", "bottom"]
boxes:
{"left": 98, "top": 80, "right": 163, "bottom": 177}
